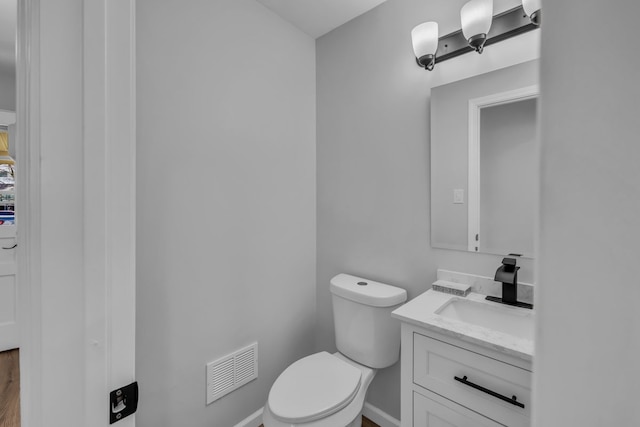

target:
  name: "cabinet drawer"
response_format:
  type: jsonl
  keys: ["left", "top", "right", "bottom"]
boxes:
{"left": 414, "top": 390, "right": 502, "bottom": 427}
{"left": 414, "top": 333, "right": 531, "bottom": 427}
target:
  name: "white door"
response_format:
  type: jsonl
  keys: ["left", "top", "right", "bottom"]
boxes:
{"left": 0, "top": 224, "right": 17, "bottom": 352}
{"left": 0, "top": 114, "right": 17, "bottom": 354}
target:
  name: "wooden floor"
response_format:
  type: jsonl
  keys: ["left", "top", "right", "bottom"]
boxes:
{"left": 0, "top": 349, "right": 20, "bottom": 427}
{"left": 361, "top": 416, "right": 380, "bottom": 427}
{"left": 260, "top": 415, "right": 379, "bottom": 427}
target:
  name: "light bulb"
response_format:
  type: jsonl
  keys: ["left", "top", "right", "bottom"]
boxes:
{"left": 522, "top": 0, "right": 541, "bottom": 25}
{"left": 411, "top": 22, "right": 439, "bottom": 70}
{"left": 460, "top": 0, "right": 493, "bottom": 53}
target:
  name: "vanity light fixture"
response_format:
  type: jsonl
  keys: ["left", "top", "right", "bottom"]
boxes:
{"left": 522, "top": 0, "right": 541, "bottom": 25}
{"left": 412, "top": 22, "right": 439, "bottom": 71}
{"left": 460, "top": 0, "right": 493, "bottom": 54}
{"left": 412, "top": 2, "right": 540, "bottom": 71}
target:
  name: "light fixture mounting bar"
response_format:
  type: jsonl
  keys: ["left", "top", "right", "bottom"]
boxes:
{"left": 435, "top": 6, "right": 538, "bottom": 64}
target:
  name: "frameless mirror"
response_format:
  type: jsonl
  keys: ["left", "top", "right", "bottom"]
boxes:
{"left": 430, "top": 60, "right": 539, "bottom": 257}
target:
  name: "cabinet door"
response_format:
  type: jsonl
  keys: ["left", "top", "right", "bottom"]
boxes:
{"left": 414, "top": 391, "right": 503, "bottom": 427}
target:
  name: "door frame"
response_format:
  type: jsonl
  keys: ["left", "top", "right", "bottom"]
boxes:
{"left": 83, "top": 0, "right": 137, "bottom": 425}
{"left": 16, "top": 0, "right": 42, "bottom": 425}
{"left": 466, "top": 84, "right": 539, "bottom": 253}
{"left": 16, "top": 1, "right": 137, "bottom": 426}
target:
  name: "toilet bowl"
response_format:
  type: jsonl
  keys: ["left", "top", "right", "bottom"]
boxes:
{"left": 263, "top": 274, "right": 407, "bottom": 427}
{"left": 262, "top": 352, "right": 375, "bottom": 427}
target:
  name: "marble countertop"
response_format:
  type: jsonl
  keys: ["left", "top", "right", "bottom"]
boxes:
{"left": 392, "top": 289, "right": 534, "bottom": 362}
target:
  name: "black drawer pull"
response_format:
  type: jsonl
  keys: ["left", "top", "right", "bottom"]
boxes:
{"left": 454, "top": 375, "right": 525, "bottom": 409}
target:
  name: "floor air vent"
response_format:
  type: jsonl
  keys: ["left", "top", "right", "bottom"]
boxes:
{"left": 206, "top": 342, "right": 258, "bottom": 404}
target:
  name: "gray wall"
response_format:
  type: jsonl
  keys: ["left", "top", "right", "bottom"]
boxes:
{"left": 480, "top": 98, "right": 537, "bottom": 256}
{"left": 0, "top": 63, "right": 15, "bottom": 111}
{"left": 431, "top": 61, "right": 538, "bottom": 252}
{"left": 136, "top": 1, "right": 316, "bottom": 425}
{"left": 535, "top": 0, "right": 640, "bottom": 425}
{"left": 316, "top": 0, "right": 539, "bottom": 418}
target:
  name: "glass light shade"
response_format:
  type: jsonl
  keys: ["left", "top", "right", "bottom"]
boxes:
{"left": 522, "top": 0, "right": 541, "bottom": 16}
{"left": 460, "top": 0, "right": 493, "bottom": 40}
{"left": 411, "top": 22, "right": 439, "bottom": 58}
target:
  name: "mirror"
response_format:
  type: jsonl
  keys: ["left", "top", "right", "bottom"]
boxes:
{"left": 430, "top": 60, "right": 539, "bottom": 257}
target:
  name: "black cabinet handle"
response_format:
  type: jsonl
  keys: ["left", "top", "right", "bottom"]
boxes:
{"left": 454, "top": 375, "right": 525, "bottom": 408}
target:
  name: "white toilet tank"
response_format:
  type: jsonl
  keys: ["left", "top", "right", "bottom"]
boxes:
{"left": 330, "top": 274, "right": 407, "bottom": 369}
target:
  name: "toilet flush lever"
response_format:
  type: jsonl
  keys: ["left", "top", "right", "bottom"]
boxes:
{"left": 109, "top": 381, "right": 138, "bottom": 424}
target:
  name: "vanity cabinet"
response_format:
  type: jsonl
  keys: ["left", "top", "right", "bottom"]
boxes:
{"left": 400, "top": 323, "right": 532, "bottom": 427}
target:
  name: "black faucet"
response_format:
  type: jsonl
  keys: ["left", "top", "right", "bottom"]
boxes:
{"left": 486, "top": 257, "right": 533, "bottom": 309}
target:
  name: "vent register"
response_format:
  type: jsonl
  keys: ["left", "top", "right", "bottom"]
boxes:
{"left": 206, "top": 342, "right": 258, "bottom": 404}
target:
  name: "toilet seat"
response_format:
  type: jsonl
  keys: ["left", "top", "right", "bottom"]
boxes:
{"left": 268, "top": 352, "right": 362, "bottom": 424}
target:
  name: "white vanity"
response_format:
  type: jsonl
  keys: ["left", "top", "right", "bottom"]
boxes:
{"left": 392, "top": 289, "right": 534, "bottom": 427}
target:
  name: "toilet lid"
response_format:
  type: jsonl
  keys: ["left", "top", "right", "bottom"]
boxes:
{"left": 268, "top": 352, "right": 362, "bottom": 423}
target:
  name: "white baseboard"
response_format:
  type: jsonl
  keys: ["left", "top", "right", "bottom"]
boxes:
{"left": 233, "top": 407, "right": 263, "bottom": 427}
{"left": 363, "top": 402, "right": 401, "bottom": 427}
{"left": 233, "top": 403, "right": 399, "bottom": 427}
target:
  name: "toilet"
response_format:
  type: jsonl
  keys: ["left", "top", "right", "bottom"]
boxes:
{"left": 263, "top": 273, "right": 407, "bottom": 427}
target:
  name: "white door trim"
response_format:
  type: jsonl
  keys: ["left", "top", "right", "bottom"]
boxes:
{"left": 467, "top": 85, "right": 539, "bottom": 253}
{"left": 84, "top": 0, "right": 137, "bottom": 426}
{"left": 16, "top": 0, "right": 137, "bottom": 426}
{"left": 16, "top": 0, "right": 42, "bottom": 426}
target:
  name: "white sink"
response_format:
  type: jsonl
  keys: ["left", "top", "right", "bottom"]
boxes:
{"left": 436, "top": 297, "right": 534, "bottom": 341}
